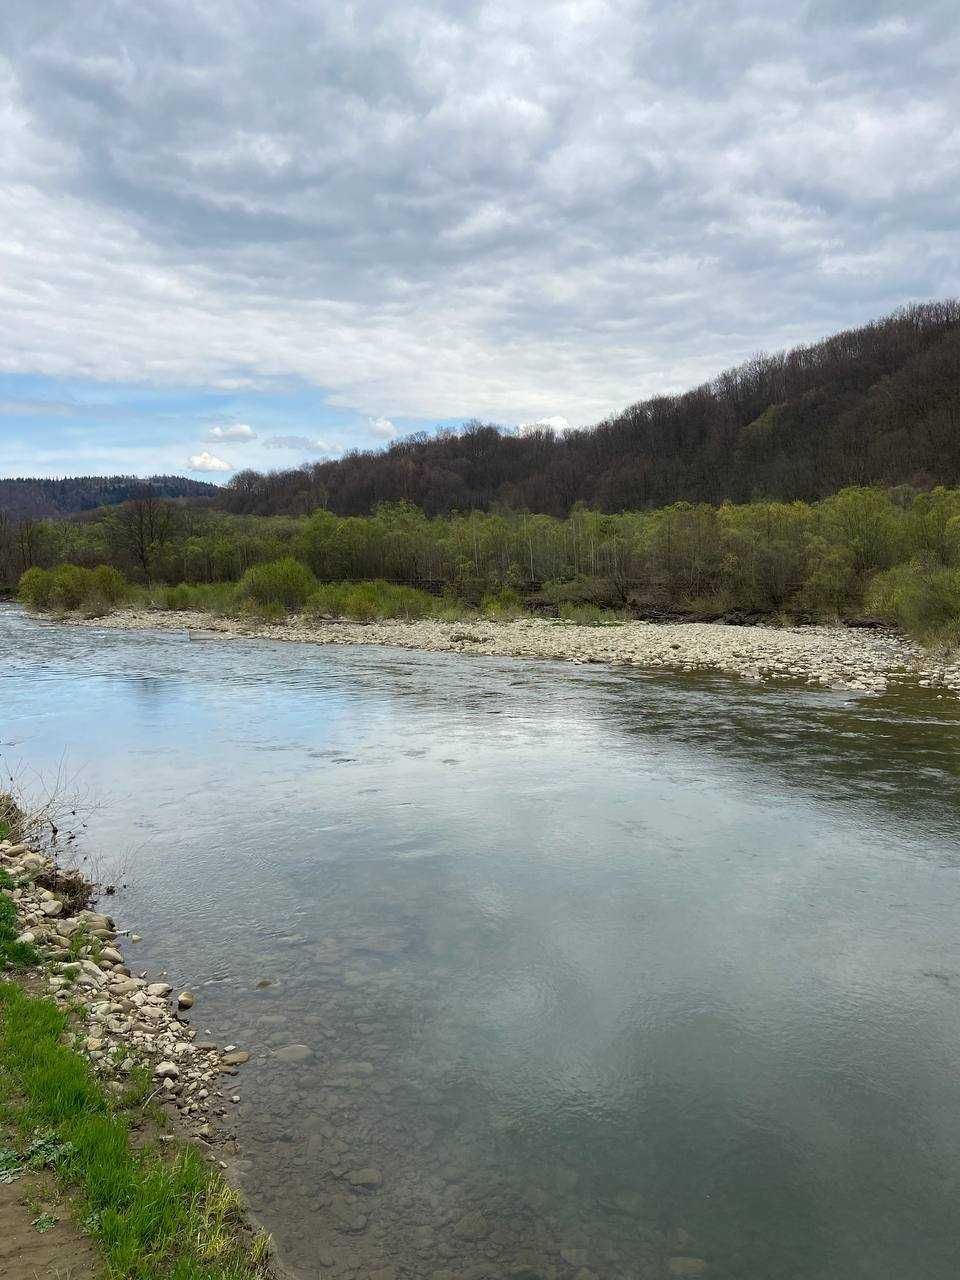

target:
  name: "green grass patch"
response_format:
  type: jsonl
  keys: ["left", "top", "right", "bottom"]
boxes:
{"left": 0, "top": 891, "right": 38, "bottom": 971}
{"left": 0, "top": 981, "right": 272, "bottom": 1278}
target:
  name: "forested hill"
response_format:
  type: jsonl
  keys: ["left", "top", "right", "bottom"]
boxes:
{"left": 222, "top": 300, "right": 960, "bottom": 517}
{"left": 0, "top": 475, "right": 218, "bottom": 520}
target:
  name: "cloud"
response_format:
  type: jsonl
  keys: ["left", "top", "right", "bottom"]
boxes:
{"left": 517, "top": 415, "right": 572, "bottom": 437}
{"left": 205, "top": 423, "right": 256, "bottom": 442}
{"left": 0, "top": 1, "right": 957, "bottom": 433}
{"left": 188, "top": 450, "right": 232, "bottom": 472}
{"left": 264, "top": 434, "right": 331, "bottom": 454}
{"left": 370, "top": 416, "right": 396, "bottom": 440}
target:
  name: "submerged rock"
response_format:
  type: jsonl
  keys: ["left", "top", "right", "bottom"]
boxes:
{"left": 273, "top": 1043, "right": 313, "bottom": 1064}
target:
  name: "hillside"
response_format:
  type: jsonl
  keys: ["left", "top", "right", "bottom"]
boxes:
{"left": 0, "top": 475, "right": 218, "bottom": 521}
{"left": 220, "top": 300, "right": 960, "bottom": 517}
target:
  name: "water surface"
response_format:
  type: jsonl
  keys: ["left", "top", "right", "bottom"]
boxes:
{"left": 3, "top": 606, "right": 960, "bottom": 1280}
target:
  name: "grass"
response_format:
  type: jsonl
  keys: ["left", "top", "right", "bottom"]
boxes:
{"left": 0, "top": 981, "right": 273, "bottom": 1278}
{"left": 0, "top": 887, "right": 38, "bottom": 971}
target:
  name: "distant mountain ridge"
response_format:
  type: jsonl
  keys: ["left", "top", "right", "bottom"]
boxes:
{"left": 220, "top": 299, "right": 960, "bottom": 517}
{"left": 0, "top": 475, "right": 218, "bottom": 521}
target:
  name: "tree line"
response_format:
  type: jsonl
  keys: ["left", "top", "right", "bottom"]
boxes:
{"left": 220, "top": 301, "right": 960, "bottom": 518}
{"left": 0, "top": 475, "right": 217, "bottom": 522}
{"left": 9, "top": 485, "right": 960, "bottom": 639}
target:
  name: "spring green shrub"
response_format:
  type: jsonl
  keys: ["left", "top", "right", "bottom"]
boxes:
{"left": 17, "top": 567, "right": 54, "bottom": 610}
{"left": 865, "top": 561, "right": 960, "bottom": 640}
{"left": 558, "top": 602, "right": 606, "bottom": 625}
{"left": 49, "top": 565, "right": 94, "bottom": 611}
{"left": 481, "top": 586, "right": 523, "bottom": 620}
{"left": 306, "top": 579, "right": 437, "bottom": 622}
{"left": 90, "top": 565, "right": 127, "bottom": 604}
{"left": 236, "top": 557, "right": 317, "bottom": 611}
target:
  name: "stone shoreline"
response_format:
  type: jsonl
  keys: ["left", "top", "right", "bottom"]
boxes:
{"left": 66, "top": 608, "right": 960, "bottom": 695}
{"left": 1, "top": 840, "right": 250, "bottom": 1150}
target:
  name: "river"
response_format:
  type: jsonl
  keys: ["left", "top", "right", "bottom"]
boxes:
{"left": 2, "top": 605, "right": 960, "bottom": 1279}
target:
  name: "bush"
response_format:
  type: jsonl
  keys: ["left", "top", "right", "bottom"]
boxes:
{"left": 90, "top": 564, "right": 127, "bottom": 604}
{"left": 49, "top": 565, "right": 93, "bottom": 611}
{"left": 18, "top": 567, "right": 54, "bottom": 610}
{"left": 236, "top": 558, "right": 317, "bottom": 611}
{"left": 865, "top": 561, "right": 960, "bottom": 640}
{"left": 306, "top": 579, "right": 438, "bottom": 622}
{"left": 481, "top": 586, "right": 524, "bottom": 620}
{"left": 162, "top": 584, "right": 194, "bottom": 610}
{"left": 558, "top": 602, "right": 607, "bottom": 625}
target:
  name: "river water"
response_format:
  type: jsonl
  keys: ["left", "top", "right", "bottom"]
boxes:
{"left": 2, "top": 605, "right": 960, "bottom": 1280}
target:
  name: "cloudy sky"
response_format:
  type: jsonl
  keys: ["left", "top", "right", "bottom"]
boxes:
{"left": 0, "top": 1, "right": 957, "bottom": 479}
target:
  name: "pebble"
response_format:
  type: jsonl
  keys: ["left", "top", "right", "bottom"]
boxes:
{"left": 177, "top": 990, "right": 195, "bottom": 1009}
{"left": 73, "top": 611, "right": 960, "bottom": 696}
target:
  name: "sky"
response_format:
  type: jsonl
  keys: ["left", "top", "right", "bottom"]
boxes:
{"left": 0, "top": 0, "right": 957, "bottom": 480}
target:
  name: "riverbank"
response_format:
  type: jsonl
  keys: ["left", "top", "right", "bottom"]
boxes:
{"left": 0, "top": 836, "right": 276, "bottom": 1279}
{"left": 64, "top": 608, "right": 960, "bottom": 694}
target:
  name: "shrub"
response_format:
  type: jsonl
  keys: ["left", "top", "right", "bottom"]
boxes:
{"left": 236, "top": 558, "right": 317, "bottom": 611}
{"left": 865, "top": 561, "right": 960, "bottom": 640}
{"left": 90, "top": 565, "right": 127, "bottom": 604}
{"left": 558, "top": 602, "right": 607, "bottom": 625}
{"left": 49, "top": 565, "right": 93, "bottom": 611}
{"left": 18, "top": 567, "right": 54, "bottom": 610}
{"left": 306, "top": 579, "right": 438, "bottom": 622}
{"left": 481, "top": 586, "right": 524, "bottom": 620}
{"left": 162, "top": 584, "right": 194, "bottom": 610}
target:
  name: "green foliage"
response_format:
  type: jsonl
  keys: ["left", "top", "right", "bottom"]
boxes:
{"left": 20, "top": 485, "right": 960, "bottom": 643}
{"left": 17, "top": 566, "right": 54, "bottom": 609}
{"left": 17, "top": 564, "right": 128, "bottom": 615}
{"left": 307, "top": 579, "right": 438, "bottom": 622}
{"left": 236, "top": 557, "right": 317, "bottom": 610}
{"left": 90, "top": 564, "right": 127, "bottom": 603}
{"left": 865, "top": 561, "right": 960, "bottom": 641}
{"left": 481, "top": 586, "right": 524, "bottom": 619}
{"left": 0, "top": 891, "right": 38, "bottom": 971}
{"left": 0, "top": 981, "right": 271, "bottom": 1278}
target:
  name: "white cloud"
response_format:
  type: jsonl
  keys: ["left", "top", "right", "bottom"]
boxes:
{"left": 188, "top": 450, "right": 232, "bottom": 472}
{"left": 264, "top": 434, "right": 332, "bottom": 454}
{"left": 370, "top": 416, "right": 396, "bottom": 439}
{"left": 205, "top": 423, "right": 256, "bottom": 442}
{"left": 0, "top": 1, "right": 957, "bottom": 433}
{"left": 517, "top": 415, "right": 573, "bottom": 436}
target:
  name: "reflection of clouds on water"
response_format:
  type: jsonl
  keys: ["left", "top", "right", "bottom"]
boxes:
{"left": 4, "top": 606, "right": 960, "bottom": 1278}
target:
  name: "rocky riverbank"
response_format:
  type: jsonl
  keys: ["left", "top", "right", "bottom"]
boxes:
{"left": 66, "top": 608, "right": 960, "bottom": 695}
{"left": 0, "top": 838, "right": 249, "bottom": 1148}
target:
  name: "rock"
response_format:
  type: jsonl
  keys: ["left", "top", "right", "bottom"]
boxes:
{"left": 453, "top": 1211, "right": 490, "bottom": 1241}
{"left": 40, "top": 899, "right": 63, "bottom": 917}
{"left": 329, "top": 1193, "right": 368, "bottom": 1233}
{"left": 231, "top": 1095, "right": 241, "bottom": 1104}
{"left": 668, "top": 1261, "right": 707, "bottom": 1277}
{"left": 147, "top": 982, "right": 173, "bottom": 997}
{"left": 273, "top": 1043, "right": 312, "bottom": 1064}
{"left": 99, "top": 946, "right": 123, "bottom": 964}
{"left": 155, "top": 1061, "right": 180, "bottom": 1079}
{"left": 177, "top": 990, "right": 195, "bottom": 1009}
{"left": 130, "top": 934, "right": 142, "bottom": 943}
{"left": 347, "top": 1167, "right": 383, "bottom": 1189}
{"left": 221, "top": 1050, "right": 250, "bottom": 1066}
{"left": 255, "top": 978, "right": 274, "bottom": 989}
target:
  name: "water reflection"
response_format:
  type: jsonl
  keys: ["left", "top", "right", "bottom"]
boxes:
{"left": 2, "top": 606, "right": 960, "bottom": 1279}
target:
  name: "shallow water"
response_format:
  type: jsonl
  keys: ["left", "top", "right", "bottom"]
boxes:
{"left": 3, "top": 605, "right": 960, "bottom": 1280}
